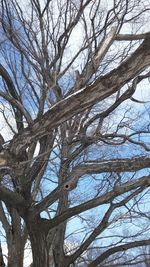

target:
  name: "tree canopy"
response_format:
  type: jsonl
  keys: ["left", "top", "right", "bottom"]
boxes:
{"left": 0, "top": 0, "right": 150, "bottom": 266}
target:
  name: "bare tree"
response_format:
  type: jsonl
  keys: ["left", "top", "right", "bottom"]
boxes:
{"left": 0, "top": 0, "right": 150, "bottom": 266}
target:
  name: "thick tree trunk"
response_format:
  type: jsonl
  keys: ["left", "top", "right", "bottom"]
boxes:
{"left": 30, "top": 231, "right": 49, "bottom": 267}
{"left": 7, "top": 239, "right": 24, "bottom": 267}
{"left": 26, "top": 217, "right": 68, "bottom": 267}
{"left": 26, "top": 218, "right": 51, "bottom": 267}
{"left": 6, "top": 208, "right": 25, "bottom": 267}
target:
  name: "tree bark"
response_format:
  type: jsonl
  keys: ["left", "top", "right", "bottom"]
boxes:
{"left": 7, "top": 241, "right": 24, "bottom": 267}
{"left": 7, "top": 226, "right": 25, "bottom": 267}
{"left": 30, "top": 232, "right": 49, "bottom": 267}
{"left": 26, "top": 218, "right": 51, "bottom": 267}
{"left": 6, "top": 208, "right": 26, "bottom": 267}
{"left": 26, "top": 215, "right": 69, "bottom": 267}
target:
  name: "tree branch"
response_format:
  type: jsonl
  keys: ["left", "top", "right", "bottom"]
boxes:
{"left": 0, "top": 63, "right": 32, "bottom": 130}
{"left": 0, "top": 91, "right": 33, "bottom": 125}
{"left": 33, "top": 174, "right": 150, "bottom": 220}
{"left": 67, "top": 187, "right": 144, "bottom": 265}
{"left": 67, "top": 155, "right": 150, "bottom": 188}
{"left": 116, "top": 32, "right": 150, "bottom": 41}
{"left": 0, "top": 186, "right": 29, "bottom": 209}
{"left": 75, "top": 27, "right": 117, "bottom": 89}
{"left": 10, "top": 35, "right": 150, "bottom": 155}
{"left": 88, "top": 239, "right": 150, "bottom": 267}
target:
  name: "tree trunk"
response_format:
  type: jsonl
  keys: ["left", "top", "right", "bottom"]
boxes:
{"left": 7, "top": 239, "right": 24, "bottom": 267}
{"left": 26, "top": 218, "right": 51, "bottom": 267}
{"left": 26, "top": 216, "right": 68, "bottom": 267}
{"left": 3, "top": 207, "right": 26, "bottom": 267}
{"left": 30, "top": 232, "right": 49, "bottom": 267}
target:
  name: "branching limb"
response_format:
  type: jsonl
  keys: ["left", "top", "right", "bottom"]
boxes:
{"left": 32, "top": 173, "right": 150, "bottom": 219}
{"left": 88, "top": 239, "right": 150, "bottom": 267}
{"left": 116, "top": 32, "right": 150, "bottom": 41}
